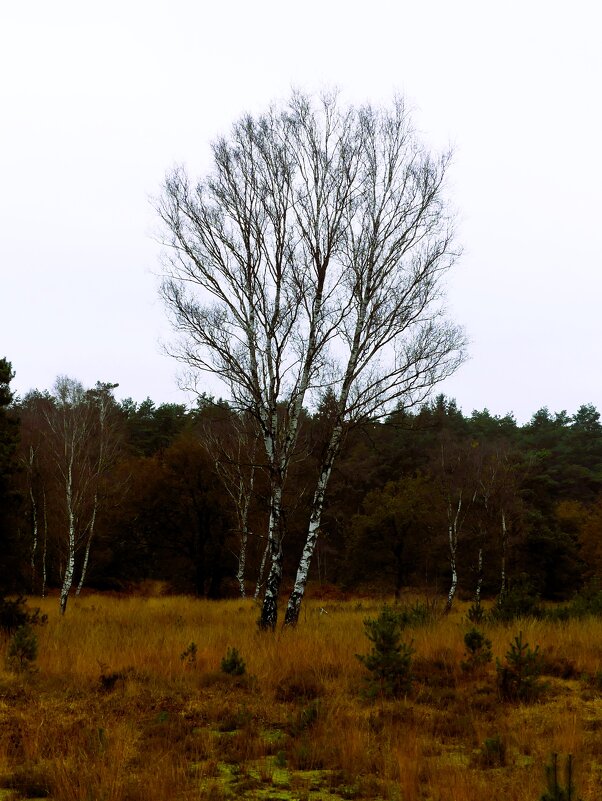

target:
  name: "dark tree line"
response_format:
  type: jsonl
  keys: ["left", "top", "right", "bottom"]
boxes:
{"left": 1, "top": 359, "right": 602, "bottom": 608}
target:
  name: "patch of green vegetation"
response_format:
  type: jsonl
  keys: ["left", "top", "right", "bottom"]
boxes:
{"left": 196, "top": 760, "right": 372, "bottom": 800}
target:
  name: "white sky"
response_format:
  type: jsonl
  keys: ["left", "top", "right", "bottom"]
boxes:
{"left": 1, "top": 0, "right": 601, "bottom": 423}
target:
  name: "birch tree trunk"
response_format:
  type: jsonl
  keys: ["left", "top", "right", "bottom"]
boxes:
{"left": 445, "top": 495, "right": 462, "bottom": 613}
{"left": 60, "top": 473, "right": 76, "bottom": 615}
{"left": 259, "top": 482, "right": 283, "bottom": 629}
{"left": 254, "top": 537, "right": 270, "bottom": 599}
{"left": 284, "top": 424, "right": 343, "bottom": 625}
{"left": 499, "top": 508, "right": 508, "bottom": 605}
{"left": 41, "top": 487, "right": 48, "bottom": 598}
{"left": 75, "top": 495, "right": 97, "bottom": 596}
{"left": 475, "top": 547, "right": 483, "bottom": 604}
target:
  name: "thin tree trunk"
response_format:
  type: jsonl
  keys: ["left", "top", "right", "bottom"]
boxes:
{"left": 234, "top": 464, "right": 254, "bottom": 598}
{"left": 259, "top": 483, "right": 283, "bottom": 629}
{"left": 29, "top": 484, "right": 38, "bottom": 594}
{"left": 236, "top": 524, "right": 248, "bottom": 598}
{"left": 475, "top": 547, "right": 483, "bottom": 603}
{"left": 254, "top": 537, "right": 270, "bottom": 599}
{"left": 76, "top": 494, "right": 98, "bottom": 596}
{"left": 445, "top": 495, "right": 462, "bottom": 613}
{"left": 60, "top": 464, "right": 76, "bottom": 615}
{"left": 499, "top": 508, "right": 507, "bottom": 605}
{"left": 284, "top": 425, "right": 342, "bottom": 626}
{"left": 446, "top": 546, "right": 458, "bottom": 612}
{"left": 41, "top": 487, "right": 48, "bottom": 598}
{"left": 60, "top": 512, "right": 76, "bottom": 615}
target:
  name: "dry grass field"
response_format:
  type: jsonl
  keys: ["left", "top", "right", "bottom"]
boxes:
{"left": 1, "top": 591, "right": 602, "bottom": 800}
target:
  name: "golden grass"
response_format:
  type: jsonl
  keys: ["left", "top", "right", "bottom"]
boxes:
{"left": 1, "top": 593, "right": 602, "bottom": 800}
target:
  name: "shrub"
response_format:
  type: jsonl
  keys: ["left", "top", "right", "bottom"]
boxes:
{"left": 397, "top": 600, "right": 439, "bottom": 628}
{"left": 545, "top": 579, "right": 602, "bottom": 622}
{"left": 6, "top": 625, "right": 38, "bottom": 672}
{"left": 0, "top": 595, "right": 47, "bottom": 636}
{"left": 180, "top": 642, "right": 198, "bottom": 668}
{"left": 461, "top": 627, "right": 493, "bottom": 673}
{"left": 497, "top": 631, "right": 544, "bottom": 702}
{"left": 221, "top": 647, "right": 246, "bottom": 676}
{"left": 490, "top": 576, "right": 542, "bottom": 623}
{"left": 477, "top": 734, "right": 507, "bottom": 767}
{"left": 356, "top": 605, "right": 414, "bottom": 698}
{"left": 467, "top": 599, "right": 486, "bottom": 624}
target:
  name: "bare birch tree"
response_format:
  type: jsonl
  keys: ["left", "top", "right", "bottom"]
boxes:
{"left": 42, "top": 377, "right": 121, "bottom": 614}
{"left": 157, "top": 91, "right": 465, "bottom": 628}
{"left": 75, "top": 382, "right": 121, "bottom": 595}
{"left": 198, "top": 405, "right": 263, "bottom": 597}
{"left": 284, "top": 101, "right": 466, "bottom": 623}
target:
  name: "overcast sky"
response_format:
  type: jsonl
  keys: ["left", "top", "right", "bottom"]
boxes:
{"left": 2, "top": 1, "right": 600, "bottom": 423}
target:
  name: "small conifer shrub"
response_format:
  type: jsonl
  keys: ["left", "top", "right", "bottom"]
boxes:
{"left": 180, "top": 642, "right": 198, "bottom": 668}
{"left": 478, "top": 734, "right": 507, "bottom": 767}
{"left": 467, "top": 598, "right": 485, "bottom": 624}
{"left": 356, "top": 605, "right": 414, "bottom": 698}
{"left": 6, "top": 625, "right": 38, "bottom": 672}
{"left": 461, "top": 627, "right": 493, "bottom": 673}
{"left": 497, "top": 631, "right": 544, "bottom": 701}
{"left": 0, "top": 595, "right": 47, "bottom": 636}
{"left": 490, "top": 575, "right": 542, "bottom": 622}
{"left": 221, "top": 646, "right": 246, "bottom": 676}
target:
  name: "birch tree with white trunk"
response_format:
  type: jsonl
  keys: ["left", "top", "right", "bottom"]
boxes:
{"left": 75, "top": 382, "right": 121, "bottom": 596}
{"left": 157, "top": 91, "right": 465, "bottom": 629}
{"left": 284, "top": 100, "right": 466, "bottom": 624}
{"left": 199, "top": 405, "right": 262, "bottom": 598}
{"left": 41, "top": 377, "right": 121, "bottom": 614}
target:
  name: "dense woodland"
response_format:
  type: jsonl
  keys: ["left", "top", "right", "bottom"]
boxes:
{"left": 1, "top": 356, "right": 602, "bottom": 608}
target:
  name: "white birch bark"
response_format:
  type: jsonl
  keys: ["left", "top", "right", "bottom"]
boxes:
{"left": 445, "top": 494, "right": 462, "bottom": 612}
{"left": 254, "top": 537, "right": 270, "bottom": 599}
{"left": 60, "top": 462, "right": 76, "bottom": 615}
{"left": 284, "top": 420, "right": 344, "bottom": 624}
{"left": 499, "top": 508, "right": 508, "bottom": 605}
{"left": 40, "top": 377, "right": 120, "bottom": 614}
{"left": 259, "top": 482, "right": 283, "bottom": 628}
{"left": 75, "top": 495, "right": 97, "bottom": 596}
{"left": 41, "top": 487, "right": 48, "bottom": 598}
{"left": 475, "top": 547, "right": 483, "bottom": 604}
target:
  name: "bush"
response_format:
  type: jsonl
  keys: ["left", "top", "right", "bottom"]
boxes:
{"left": 490, "top": 576, "right": 542, "bottom": 623}
{"left": 180, "top": 642, "right": 198, "bottom": 668}
{"left": 467, "top": 599, "right": 486, "bottom": 624}
{"left": 477, "top": 734, "right": 507, "bottom": 767}
{"left": 6, "top": 625, "right": 38, "bottom": 672}
{"left": 461, "top": 627, "right": 493, "bottom": 673}
{"left": 396, "top": 600, "right": 439, "bottom": 628}
{"left": 356, "top": 605, "right": 414, "bottom": 698}
{"left": 0, "top": 595, "right": 47, "bottom": 636}
{"left": 221, "top": 647, "right": 246, "bottom": 676}
{"left": 497, "top": 631, "right": 544, "bottom": 702}
{"left": 545, "top": 580, "right": 602, "bottom": 623}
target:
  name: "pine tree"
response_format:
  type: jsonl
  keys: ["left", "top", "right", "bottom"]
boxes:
{"left": 0, "top": 358, "right": 20, "bottom": 591}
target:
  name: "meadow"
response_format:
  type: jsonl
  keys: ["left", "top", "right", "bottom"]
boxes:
{"left": 1, "top": 590, "right": 602, "bottom": 801}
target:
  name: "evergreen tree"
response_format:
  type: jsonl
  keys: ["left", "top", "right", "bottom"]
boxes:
{"left": 0, "top": 359, "right": 20, "bottom": 591}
